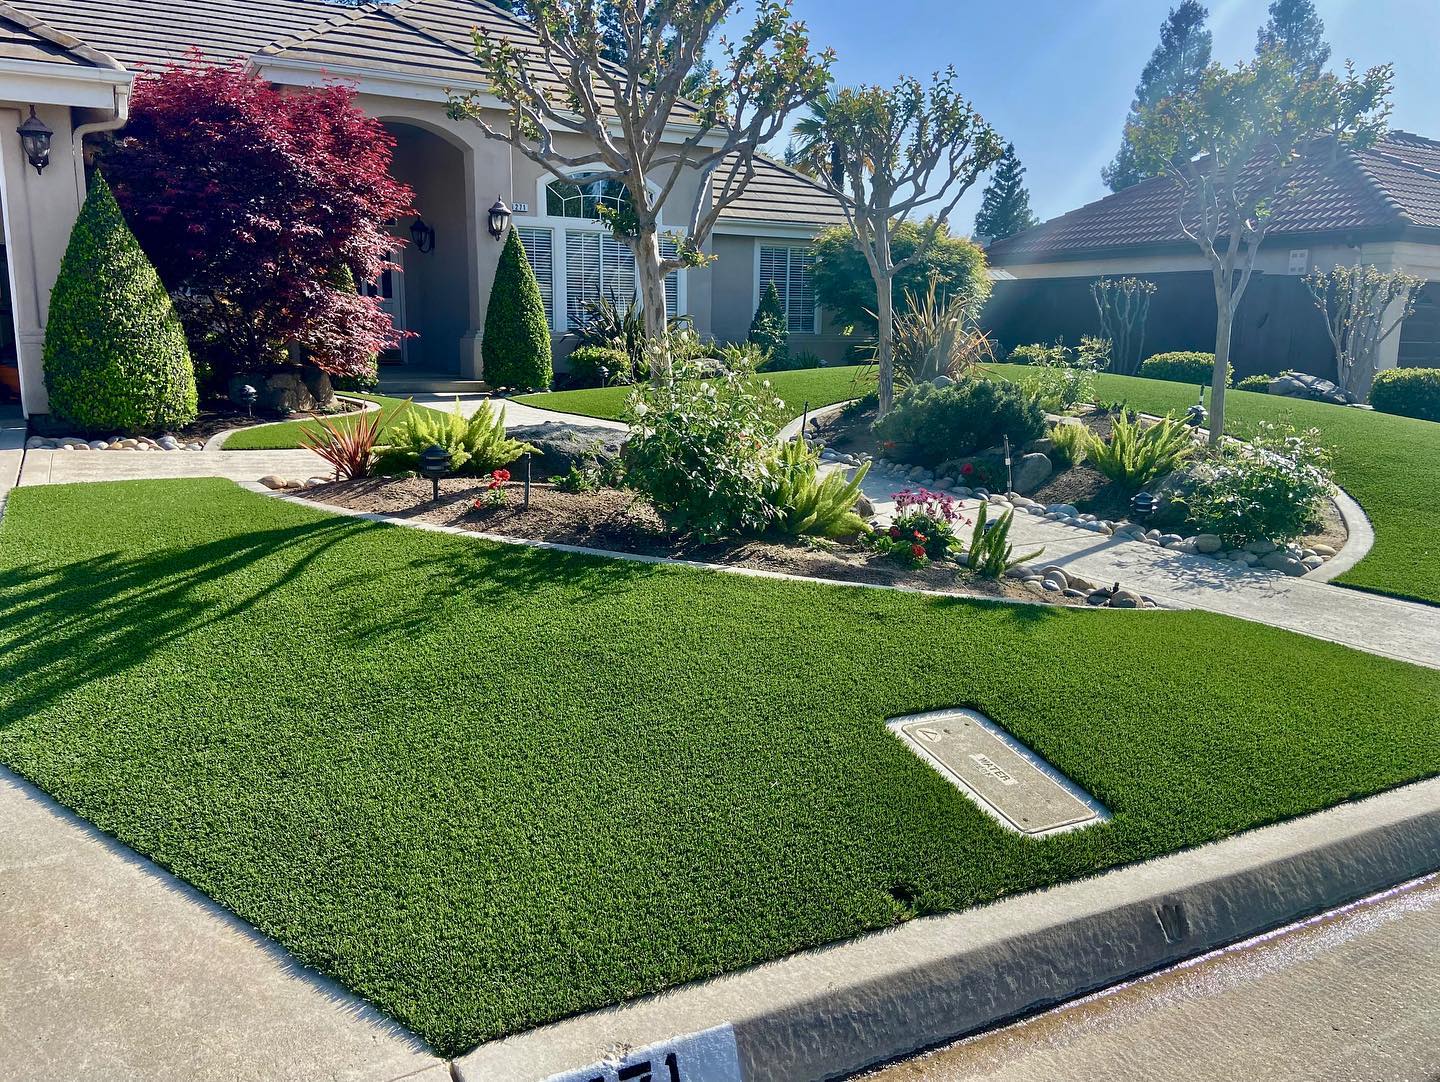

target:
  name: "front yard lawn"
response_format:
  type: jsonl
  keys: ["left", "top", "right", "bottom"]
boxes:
{"left": 220, "top": 393, "right": 424, "bottom": 450}
{"left": 516, "top": 363, "right": 876, "bottom": 422}
{"left": 1, "top": 479, "right": 1436, "bottom": 1056}
{"left": 990, "top": 365, "right": 1440, "bottom": 606}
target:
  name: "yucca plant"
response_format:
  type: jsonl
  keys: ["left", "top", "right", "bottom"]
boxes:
{"left": 300, "top": 399, "right": 407, "bottom": 480}
{"left": 375, "top": 398, "right": 531, "bottom": 476}
{"left": 766, "top": 439, "right": 871, "bottom": 539}
{"left": 1085, "top": 413, "right": 1196, "bottom": 490}
{"left": 965, "top": 502, "right": 1043, "bottom": 578}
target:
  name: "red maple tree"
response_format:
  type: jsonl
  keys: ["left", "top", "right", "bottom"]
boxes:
{"left": 104, "top": 56, "right": 414, "bottom": 385}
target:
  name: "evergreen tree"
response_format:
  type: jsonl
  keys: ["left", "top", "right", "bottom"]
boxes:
{"left": 1256, "top": 0, "right": 1330, "bottom": 77}
{"left": 974, "top": 143, "right": 1039, "bottom": 240}
{"left": 44, "top": 174, "right": 196, "bottom": 434}
{"left": 1103, "top": 1, "right": 1212, "bottom": 192}
{"left": 747, "top": 281, "right": 789, "bottom": 360}
{"left": 482, "top": 230, "right": 553, "bottom": 391}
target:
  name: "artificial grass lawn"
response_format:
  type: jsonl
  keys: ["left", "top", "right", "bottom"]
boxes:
{"left": 516, "top": 363, "right": 877, "bottom": 422}
{"left": 1, "top": 480, "right": 1437, "bottom": 1056}
{"left": 219, "top": 393, "right": 435, "bottom": 450}
{"left": 990, "top": 364, "right": 1440, "bottom": 607}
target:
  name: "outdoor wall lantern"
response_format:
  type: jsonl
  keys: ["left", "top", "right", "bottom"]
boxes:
{"left": 487, "top": 196, "right": 512, "bottom": 240}
{"left": 17, "top": 107, "right": 52, "bottom": 175}
{"left": 409, "top": 216, "right": 436, "bottom": 254}
{"left": 419, "top": 444, "right": 451, "bottom": 501}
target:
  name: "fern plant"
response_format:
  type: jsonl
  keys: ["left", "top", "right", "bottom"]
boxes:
{"left": 1085, "top": 413, "right": 1196, "bottom": 489}
{"left": 375, "top": 398, "right": 531, "bottom": 476}
{"left": 1047, "top": 421, "right": 1090, "bottom": 469}
{"left": 765, "top": 439, "right": 870, "bottom": 539}
{"left": 965, "top": 502, "right": 1043, "bottom": 578}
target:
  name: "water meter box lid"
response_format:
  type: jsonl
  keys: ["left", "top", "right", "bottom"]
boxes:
{"left": 888, "top": 708, "right": 1108, "bottom": 837}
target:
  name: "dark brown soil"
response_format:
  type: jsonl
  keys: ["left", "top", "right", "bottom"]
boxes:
{"left": 1031, "top": 466, "right": 1133, "bottom": 521}
{"left": 307, "top": 476, "right": 1080, "bottom": 605}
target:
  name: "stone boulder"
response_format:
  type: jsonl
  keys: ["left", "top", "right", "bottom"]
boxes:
{"left": 506, "top": 422, "right": 629, "bottom": 479}
{"left": 1011, "top": 452, "right": 1053, "bottom": 494}
{"left": 229, "top": 369, "right": 335, "bottom": 414}
{"left": 1267, "top": 371, "right": 1355, "bottom": 406}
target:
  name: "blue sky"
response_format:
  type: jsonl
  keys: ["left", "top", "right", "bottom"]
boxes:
{"left": 771, "top": 0, "right": 1440, "bottom": 230}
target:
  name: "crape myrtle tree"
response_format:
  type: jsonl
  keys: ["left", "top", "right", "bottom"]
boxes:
{"left": 803, "top": 70, "right": 1003, "bottom": 417}
{"left": 1091, "top": 276, "right": 1157, "bottom": 375}
{"left": 451, "top": 0, "right": 833, "bottom": 383}
{"left": 1129, "top": 49, "right": 1393, "bottom": 444}
{"left": 103, "top": 58, "right": 413, "bottom": 389}
{"left": 1304, "top": 264, "right": 1420, "bottom": 400}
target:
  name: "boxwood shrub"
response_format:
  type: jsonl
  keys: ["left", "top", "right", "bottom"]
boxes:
{"left": 873, "top": 378, "right": 1046, "bottom": 468}
{"left": 566, "top": 344, "right": 635, "bottom": 387}
{"left": 1369, "top": 367, "right": 1440, "bottom": 422}
{"left": 1139, "top": 351, "right": 1231, "bottom": 386}
{"left": 43, "top": 174, "right": 196, "bottom": 434}
{"left": 481, "top": 229, "right": 552, "bottom": 391}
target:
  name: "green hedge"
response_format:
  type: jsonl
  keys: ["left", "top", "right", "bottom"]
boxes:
{"left": 1369, "top": 367, "right": 1440, "bottom": 422}
{"left": 43, "top": 174, "right": 196, "bottom": 434}
{"left": 1138, "top": 351, "right": 1230, "bottom": 386}
{"left": 481, "top": 229, "right": 552, "bottom": 392}
{"left": 566, "top": 344, "right": 634, "bottom": 388}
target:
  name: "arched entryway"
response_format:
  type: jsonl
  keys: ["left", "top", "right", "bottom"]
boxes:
{"left": 379, "top": 121, "right": 475, "bottom": 376}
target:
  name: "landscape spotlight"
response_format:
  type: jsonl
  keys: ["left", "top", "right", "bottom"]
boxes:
{"left": 1130, "top": 491, "right": 1158, "bottom": 523}
{"left": 419, "top": 444, "right": 451, "bottom": 501}
{"left": 234, "top": 384, "right": 258, "bottom": 417}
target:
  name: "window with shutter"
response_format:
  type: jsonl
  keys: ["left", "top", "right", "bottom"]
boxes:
{"left": 565, "top": 231, "right": 601, "bottom": 325}
{"left": 758, "top": 245, "right": 816, "bottom": 334}
{"left": 659, "top": 237, "right": 680, "bottom": 318}
{"left": 516, "top": 227, "right": 554, "bottom": 326}
{"left": 600, "top": 235, "right": 638, "bottom": 307}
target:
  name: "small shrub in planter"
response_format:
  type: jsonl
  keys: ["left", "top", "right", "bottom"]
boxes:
{"left": 872, "top": 488, "right": 967, "bottom": 566}
{"left": 482, "top": 229, "right": 552, "bottom": 391}
{"left": 623, "top": 354, "right": 785, "bottom": 540}
{"left": 44, "top": 175, "right": 197, "bottom": 434}
{"left": 872, "top": 378, "right": 1046, "bottom": 469}
{"left": 1369, "top": 367, "right": 1440, "bottom": 422}
{"left": 567, "top": 344, "right": 635, "bottom": 388}
{"left": 1180, "top": 422, "right": 1333, "bottom": 545}
{"left": 1139, "top": 351, "right": 1231, "bottom": 385}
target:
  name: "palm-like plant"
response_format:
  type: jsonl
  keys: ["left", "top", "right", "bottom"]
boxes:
{"left": 786, "top": 91, "right": 840, "bottom": 181}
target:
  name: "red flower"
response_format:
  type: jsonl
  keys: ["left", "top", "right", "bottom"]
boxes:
{"left": 493, "top": 469, "right": 511, "bottom": 483}
{"left": 472, "top": 498, "right": 485, "bottom": 510}
{"left": 913, "top": 530, "right": 925, "bottom": 541}
{"left": 961, "top": 463, "right": 975, "bottom": 476}
{"left": 910, "top": 544, "right": 925, "bottom": 558}
{"left": 889, "top": 526, "right": 902, "bottom": 539}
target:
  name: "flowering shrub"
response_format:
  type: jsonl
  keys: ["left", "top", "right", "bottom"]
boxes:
{"left": 1181, "top": 423, "right": 1333, "bottom": 545}
{"left": 871, "top": 488, "right": 969, "bottom": 567}
{"left": 623, "top": 354, "right": 785, "bottom": 540}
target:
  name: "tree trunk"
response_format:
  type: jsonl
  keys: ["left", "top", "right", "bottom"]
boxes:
{"left": 1210, "top": 299, "right": 1232, "bottom": 448}
{"left": 633, "top": 228, "right": 672, "bottom": 384}
{"left": 875, "top": 273, "right": 896, "bottom": 417}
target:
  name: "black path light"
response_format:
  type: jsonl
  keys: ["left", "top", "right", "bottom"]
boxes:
{"left": 487, "top": 196, "right": 512, "bottom": 240}
{"left": 234, "top": 384, "right": 258, "bottom": 417}
{"left": 409, "top": 216, "right": 435, "bottom": 253}
{"left": 1130, "top": 491, "right": 1159, "bottom": 524}
{"left": 1185, "top": 384, "right": 1208, "bottom": 428}
{"left": 16, "top": 107, "right": 52, "bottom": 175}
{"left": 419, "top": 444, "right": 451, "bottom": 501}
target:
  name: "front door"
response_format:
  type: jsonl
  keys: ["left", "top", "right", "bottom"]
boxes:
{"left": 363, "top": 251, "right": 407, "bottom": 365}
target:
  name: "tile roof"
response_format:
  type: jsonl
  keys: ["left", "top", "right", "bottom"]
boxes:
{"left": 714, "top": 154, "right": 846, "bottom": 228}
{"left": 987, "top": 131, "right": 1440, "bottom": 264}
{"left": 0, "top": 2, "right": 123, "bottom": 67}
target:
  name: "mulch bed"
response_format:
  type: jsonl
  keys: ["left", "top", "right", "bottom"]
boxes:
{"left": 306, "top": 476, "right": 1078, "bottom": 605}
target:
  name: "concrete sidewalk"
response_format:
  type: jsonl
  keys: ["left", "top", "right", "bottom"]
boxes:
{"left": 858, "top": 470, "right": 1440, "bottom": 670}
{"left": 0, "top": 406, "right": 25, "bottom": 510}
{"left": 0, "top": 769, "right": 446, "bottom": 1082}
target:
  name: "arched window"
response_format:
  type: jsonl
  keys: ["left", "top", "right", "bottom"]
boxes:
{"left": 546, "top": 174, "right": 632, "bottom": 220}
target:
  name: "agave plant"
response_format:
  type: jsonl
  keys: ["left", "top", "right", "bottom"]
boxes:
{"left": 299, "top": 399, "right": 408, "bottom": 481}
{"left": 766, "top": 438, "right": 870, "bottom": 539}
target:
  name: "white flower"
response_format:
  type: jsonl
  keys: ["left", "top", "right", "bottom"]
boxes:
{"left": 632, "top": 402, "right": 648, "bottom": 418}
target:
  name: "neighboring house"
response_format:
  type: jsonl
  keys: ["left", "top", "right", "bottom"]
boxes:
{"left": 0, "top": 0, "right": 845, "bottom": 416}
{"left": 982, "top": 131, "right": 1440, "bottom": 381}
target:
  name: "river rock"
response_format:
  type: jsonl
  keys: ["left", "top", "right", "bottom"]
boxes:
{"left": 1192, "top": 533, "right": 1224, "bottom": 554}
{"left": 1268, "top": 371, "right": 1355, "bottom": 406}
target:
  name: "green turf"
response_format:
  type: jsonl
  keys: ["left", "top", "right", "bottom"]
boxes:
{"left": 516, "top": 364, "right": 877, "bottom": 422}
{"left": 219, "top": 393, "right": 437, "bottom": 450}
{"left": 989, "top": 364, "right": 1440, "bottom": 607}
{"left": 1, "top": 479, "right": 1436, "bottom": 1055}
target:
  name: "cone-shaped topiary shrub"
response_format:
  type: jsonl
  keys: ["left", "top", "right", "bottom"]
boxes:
{"left": 748, "top": 280, "right": 788, "bottom": 361}
{"left": 44, "top": 174, "right": 196, "bottom": 434}
{"left": 482, "top": 229, "right": 552, "bottom": 391}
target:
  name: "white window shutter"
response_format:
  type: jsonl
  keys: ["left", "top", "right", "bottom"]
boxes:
{"left": 517, "top": 227, "right": 554, "bottom": 326}
{"left": 565, "top": 230, "right": 601, "bottom": 325}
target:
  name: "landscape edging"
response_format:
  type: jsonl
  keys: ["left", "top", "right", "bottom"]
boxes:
{"left": 452, "top": 775, "right": 1440, "bottom": 1082}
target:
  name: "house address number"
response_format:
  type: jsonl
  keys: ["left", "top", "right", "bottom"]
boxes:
{"left": 512, "top": 201, "right": 530, "bottom": 213}
{"left": 544, "top": 1024, "right": 743, "bottom": 1082}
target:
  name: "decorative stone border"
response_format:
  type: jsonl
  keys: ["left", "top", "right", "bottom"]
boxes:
{"left": 25, "top": 433, "right": 204, "bottom": 452}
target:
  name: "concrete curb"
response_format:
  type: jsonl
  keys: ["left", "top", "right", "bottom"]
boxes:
{"left": 453, "top": 775, "right": 1440, "bottom": 1082}
{"left": 246, "top": 483, "right": 1167, "bottom": 616}
{"left": 1307, "top": 483, "right": 1375, "bottom": 582}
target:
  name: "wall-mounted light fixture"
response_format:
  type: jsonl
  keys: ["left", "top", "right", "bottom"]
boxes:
{"left": 409, "top": 216, "right": 435, "bottom": 253}
{"left": 16, "top": 107, "right": 52, "bottom": 175}
{"left": 487, "top": 196, "right": 512, "bottom": 240}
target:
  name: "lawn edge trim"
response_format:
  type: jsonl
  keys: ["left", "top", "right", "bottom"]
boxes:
{"left": 208, "top": 394, "right": 381, "bottom": 452}
{"left": 453, "top": 774, "right": 1440, "bottom": 1082}
{"left": 246, "top": 483, "right": 1168, "bottom": 616}
{"left": 1307, "top": 483, "right": 1375, "bottom": 583}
